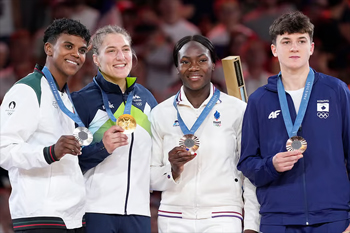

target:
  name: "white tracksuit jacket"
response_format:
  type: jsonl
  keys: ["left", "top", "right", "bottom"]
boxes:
{"left": 0, "top": 66, "right": 85, "bottom": 230}
{"left": 150, "top": 84, "right": 260, "bottom": 231}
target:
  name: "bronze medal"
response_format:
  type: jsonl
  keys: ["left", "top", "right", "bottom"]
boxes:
{"left": 286, "top": 136, "right": 307, "bottom": 153}
{"left": 179, "top": 134, "right": 200, "bottom": 153}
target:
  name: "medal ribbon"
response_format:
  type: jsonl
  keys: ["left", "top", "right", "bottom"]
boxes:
{"left": 173, "top": 88, "right": 220, "bottom": 135}
{"left": 93, "top": 77, "right": 134, "bottom": 122}
{"left": 277, "top": 68, "right": 314, "bottom": 138}
{"left": 42, "top": 66, "right": 85, "bottom": 127}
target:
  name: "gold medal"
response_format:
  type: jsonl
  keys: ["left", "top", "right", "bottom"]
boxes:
{"left": 116, "top": 114, "right": 136, "bottom": 134}
{"left": 73, "top": 127, "right": 93, "bottom": 146}
{"left": 286, "top": 136, "right": 307, "bottom": 153}
{"left": 179, "top": 134, "right": 200, "bottom": 153}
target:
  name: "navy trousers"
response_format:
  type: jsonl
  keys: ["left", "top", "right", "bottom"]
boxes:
{"left": 84, "top": 213, "right": 151, "bottom": 233}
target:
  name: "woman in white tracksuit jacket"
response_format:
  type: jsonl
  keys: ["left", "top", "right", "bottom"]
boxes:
{"left": 150, "top": 35, "right": 260, "bottom": 233}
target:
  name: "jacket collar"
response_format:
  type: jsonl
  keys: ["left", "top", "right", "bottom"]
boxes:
{"left": 34, "top": 64, "right": 66, "bottom": 92}
{"left": 175, "top": 83, "right": 221, "bottom": 108}
{"left": 265, "top": 67, "right": 320, "bottom": 92}
{"left": 95, "top": 69, "right": 137, "bottom": 94}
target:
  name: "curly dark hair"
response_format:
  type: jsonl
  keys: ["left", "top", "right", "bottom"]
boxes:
{"left": 269, "top": 11, "right": 314, "bottom": 45}
{"left": 43, "top": 18, "right": 91, "bottom": 45}
{"left": 173, "top": 35, "right": 218, "bottom": 68}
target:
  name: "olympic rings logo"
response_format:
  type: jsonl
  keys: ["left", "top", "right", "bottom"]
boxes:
{"left": 317, "top": 112, "right": 329, "bottom": 119}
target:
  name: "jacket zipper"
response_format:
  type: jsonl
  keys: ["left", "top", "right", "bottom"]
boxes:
{"left": 124, "top": 132, "right": 134, "bottom": 214}
{"left": 299, "top": 125, "right": 309, "bottom": 225}
{"left": 122, "top": 92, "right": 134, "bottom": 215}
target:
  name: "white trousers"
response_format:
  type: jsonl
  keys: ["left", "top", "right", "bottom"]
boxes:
{"left": 158, "top": 216, "right": 243, "bottom": 233}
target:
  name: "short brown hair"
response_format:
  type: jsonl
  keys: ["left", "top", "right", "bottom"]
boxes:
{"left": 269, "top": 11, "right": 314, "bottom": 45}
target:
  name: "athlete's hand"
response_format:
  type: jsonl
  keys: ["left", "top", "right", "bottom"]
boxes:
{"left": 272, "top": 150, "right": 303, "bottom": 172}
{"left": 54, "top": 135, "right": 81, "bottom": 160}
{"left": 342, "top": 223, "right": 350, "bottom": 233}
{"left": 102, "top": 125, "right": 129, "bottom": 154}
{"left": 168, "top": 146, "right": 196, "bottom": 180}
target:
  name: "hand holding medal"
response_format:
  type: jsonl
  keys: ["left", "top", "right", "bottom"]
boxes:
{"left": 102, "top": 125, "right": 129, "bottom": 154}
{"left": 273, "top": 150, "right": 303, "bottom": 173}
{"left": 168, "top": 146, "right": 197, "bottom": 180}
{"left": 54, "top": 135, "right": 82, "bottom": 160}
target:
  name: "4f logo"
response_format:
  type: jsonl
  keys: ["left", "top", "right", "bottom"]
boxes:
{"left": 268, "top": 110, "right": 281, "bottom": 119}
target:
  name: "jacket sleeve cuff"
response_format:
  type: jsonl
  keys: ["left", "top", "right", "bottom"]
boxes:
{"left": 43, "top": 144, "right": 59, "bottom": 164}
{"left": 266, "top": 156, "right": 280, "bottom": 179}
{"left": 165, "top": 164, "right": 181, "bottom": 184}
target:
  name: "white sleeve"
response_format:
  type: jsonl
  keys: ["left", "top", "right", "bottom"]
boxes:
{"left": 242, "top": 176, "right": 261, "bottom": 231}
{"left": 237, "top": 102, "right": 260, "bottom": 231}
{"left": 0, "top": 84, "right": 50, "bottom": 170}
{"left": 150, "top": 108, "right": 180, "bottom": 191}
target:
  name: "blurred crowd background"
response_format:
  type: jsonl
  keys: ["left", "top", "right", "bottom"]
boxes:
{"left": 0, "top": 0, "right": 349, "bottom": 232}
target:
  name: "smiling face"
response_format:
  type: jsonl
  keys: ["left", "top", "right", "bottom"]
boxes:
{"left": 271, "top": 32, "right": 314, "bottom": 72}
{"left": 177, "top": 41, "right": 214, "bottom": 94}
{"left": 45, "top": 33, "right": 88, "bottom": 82}
{"left": 93, "top": 33, "right": 132, "bottom": 83}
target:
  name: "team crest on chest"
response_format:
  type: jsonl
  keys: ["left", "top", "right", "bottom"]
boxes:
{"left": 317, "top": 100, "right": 329, "bottom": 119}
{"left": 173, "top": 120, "right": 179, "bottom": 127}
{"left": 213, "top": 110, "right": 221, "bottom": 127}
{"left": 102, "top": 101, "right": 114, "bottom": 110}
{"left": 52, "top": 101, "right": 58, "bottom": 109}
{"left": 133, "top": 95, "right": 143, "bottom": 106}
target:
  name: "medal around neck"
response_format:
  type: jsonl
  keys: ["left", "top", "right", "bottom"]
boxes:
{"left": 179, "top": 134, "right": 200, "bottom": 153}
{"left": 117, "top": 114, "right": 137, "bottom": 134}
{"left": 73, "top": 127, "right": 93, "bottom": 146}
{"left": 286, "top": 136, "right": 307, "bottom": 153}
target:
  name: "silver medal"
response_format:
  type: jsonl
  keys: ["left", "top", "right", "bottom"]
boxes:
{"left": 73, "top": 127, "right": 93, "bottom": 146}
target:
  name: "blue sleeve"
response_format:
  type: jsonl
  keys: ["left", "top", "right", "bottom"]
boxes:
{"left": 79, "top": 141, "right": 110, "bottom": 172}
{"left": 71, "top": 89, "right": 111, "bottom": 172}
{"left": 339, "top": 82, "right": 350, "bottom": 180}
{"left": 237, "top": 97, "right": 281, "bottom": 187}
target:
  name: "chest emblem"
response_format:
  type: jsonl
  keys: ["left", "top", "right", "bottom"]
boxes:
{"left": 268, "top": 110, "right": 281, "bottom": 119}
{"left": 213, "top": 110, "right": 221, "bottom": 127}
{"left": 173, "top": 120, "right": 179, "bottom": 127}
{"left": 317, "top": 100, "right": 329, "bottom": 119}
{"left": 102, "top": 101, "right": 114, "bottom": 110}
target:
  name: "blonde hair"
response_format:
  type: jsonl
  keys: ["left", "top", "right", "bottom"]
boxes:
{"left": 91, "top": 25, "right": 132, "bottom": 55}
